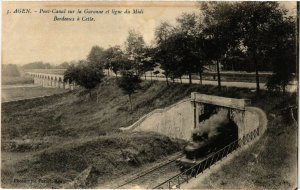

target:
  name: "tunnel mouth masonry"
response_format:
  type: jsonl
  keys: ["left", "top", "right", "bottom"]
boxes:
{"left": 155, "top": 93, "right": 264, "bottom": 189}
{"left": 177, "top": 93, "right": 250, "bottom": 171}
{"left": 120, "top": 92, "right": 264, "bottom": 189}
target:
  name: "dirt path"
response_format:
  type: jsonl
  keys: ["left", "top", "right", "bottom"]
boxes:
{"left": 143, "top": 77, "right": 297, "bottom": 93}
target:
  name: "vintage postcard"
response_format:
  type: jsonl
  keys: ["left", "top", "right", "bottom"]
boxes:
{"left": 1, "top": 1, "right": 298, "bottom": 189}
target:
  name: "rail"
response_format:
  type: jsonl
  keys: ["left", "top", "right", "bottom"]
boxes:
{"left": 153, "top": 128, "right": 260, "bottom": 189}
{"left": 116, "top": 152, "right": 183, "bottom": 188}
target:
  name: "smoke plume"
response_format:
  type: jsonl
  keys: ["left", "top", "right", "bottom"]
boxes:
{"left": 192, "top": 109, "right": 229, "bottom": 140}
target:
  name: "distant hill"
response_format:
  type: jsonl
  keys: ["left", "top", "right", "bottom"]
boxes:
{"left": 22, "top": 61, "right": 71, "bottom": 70}
{"left": 22, "top": 62, "right": 53, "bottom": 70}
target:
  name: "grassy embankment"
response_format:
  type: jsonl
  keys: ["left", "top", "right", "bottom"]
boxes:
{"left": 202, "top": 93, "right": 298, "bottom": 189}
{"left": 1, "top": 78, "right": 297, "bottom": 188}
{"left": 2, "top": 76, "right": 33, "bottom": 85}
{"left": 2, "top": 87, "right": 69, "bottom": 102}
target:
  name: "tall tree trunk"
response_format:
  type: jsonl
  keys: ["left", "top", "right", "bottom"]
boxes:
{"left": 165, "top": 75, "right": 169, "bottom": 85}
{"left": 296, "top": 3, "right": 299, "bottom": 94}
{"left": 282, "top": 84, "right": 286, "bottom": 95}
{"left": 107, "top": 69, "right": 110, "bottom": 76}
{"left": 199, "top": 72, "right": 202, "bottom": 85}
{"left": 115, "top": 71, "right": 118, "bottom": 78}
{"left": 96, "top": 88, "right": 99, "bottom": 103}
{"left": 144, "top": 74, "right": 146, "bottom": 80}
{"left": 253, "top": 51, "right": 260, "bottom": 94}
{"left": 89, "top": 90, "right": 92, "bottom": 99}
{"left": 129, "top": 94, "right": 132, "bottom": 112}
{"left": 188, "top": 71, "right": 192, "bottom": 85}
{"left": 289, "top": 106, "right": 297, "bottom": 127}
{"left": 216, "top": 60, "right": 221, "bottom": 90}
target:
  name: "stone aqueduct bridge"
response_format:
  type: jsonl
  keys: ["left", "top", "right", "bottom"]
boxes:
{"left": 26, "top": 71, "right": 77, "bottom": 89}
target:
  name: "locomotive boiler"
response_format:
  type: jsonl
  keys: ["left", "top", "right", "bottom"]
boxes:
{"left": 177, "top": 111, "right": 238, "bottom": 171}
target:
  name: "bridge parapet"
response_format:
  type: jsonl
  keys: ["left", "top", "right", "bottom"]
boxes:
{"left": 191, "top": 92, "right": 255, "bottom": 140}
{"left": 191, "top": 92, "right": 250, "bottom": 110}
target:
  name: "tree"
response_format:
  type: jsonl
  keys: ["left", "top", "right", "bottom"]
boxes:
{"left": 64, "top": 61, "right": 104, "bottom": 98}
{"left": 63, "top": 63, "right": 79, "bottom": 83}
{"left": 153, "top": 70, "right": 160, "bottom": 79}
{"left": 117, "top": 71, "right": 142, "bottom": 112}
{"left": 220, "top": 48, "right": 250, "bottom": 71}
{"left": 104, "top": 46, "right": 127, "bottom": 78}
{"left": 233, "top": 2, "right": 292, "bottom": 93}
{"left": 140, "top": 46, "right": 157, "bottom": 81}
{"left": 2, "top": 64, "right": 20, "bottom": 77}
{"left": 154, "top": 14, "right": 206, "bottom": 85}
{"left": 201, "top": 2, "right": 295, "bottom": 93}
{"left": 56, "top": 61, "right": 70, "bottom": 69}
{"left": 266, "top": 16, "right": 296, "bottom": 93}
{"left": 22, "top": 61, "right": 53, "bottom": 69}
{"left": 154, "top": 21, "right": 175, "bottom": 85}
{"left": 87, "top": 46, "right": 106, "bottom": 70}
{"left": 125, "top": 29, "right": 146, "bottom": 75}
{"left": 174, "top": 13, "right": 205, "bottom": 85}
{"left": 201, "top": 2, "right": 240, "bottom": 90}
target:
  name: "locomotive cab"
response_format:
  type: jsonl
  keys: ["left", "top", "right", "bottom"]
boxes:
{"left": 177, "top": 118, "right": 239, "bottom": 171}
{"left": 184, "top": 140, "right": 211, "bottom": 160}
{"left": 177, "top": 136, "right": 213, "bottom": 170}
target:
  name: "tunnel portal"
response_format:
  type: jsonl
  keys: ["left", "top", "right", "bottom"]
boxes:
{"left": 191, "top": 92, "right": 251, "bottom": 140}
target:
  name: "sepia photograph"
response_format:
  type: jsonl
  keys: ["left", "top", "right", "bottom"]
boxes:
{"left": 1, "top": 1, "right": 298, "bottom": 189}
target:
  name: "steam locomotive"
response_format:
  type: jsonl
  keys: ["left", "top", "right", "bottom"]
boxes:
{"left": 177, "top": 119, "right": 238, "bottom": 171}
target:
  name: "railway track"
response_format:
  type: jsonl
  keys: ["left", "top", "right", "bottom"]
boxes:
{"left": 116, "top": 152, "right": 183, "bottom": 189}
{"left": 115, "top": 128, "right": 260, "bottom": 189}
{"left": 115, "top": 144, "right": 236, "bottom": 189}
{"left": 153, "top": 128, "right": 260, "bottom": 189}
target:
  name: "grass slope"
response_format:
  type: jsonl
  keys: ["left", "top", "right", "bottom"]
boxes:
{"left": 2, "top": 86, "right": 68, "bottom": 102}
{"left": 2, "top": 76, "right": 33, "bottom": 85}
{"left": 203, "top": 96, "right": 298, "bottom": 189}
{"left": 1, "top": 78, "right": 297, "bottom": 188}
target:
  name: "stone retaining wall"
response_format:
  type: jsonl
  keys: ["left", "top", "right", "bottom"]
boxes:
{"left": 121, "top": 96, "right": 267, "bottom": 142}
{"left": 120, "top": 98, "right": 194, "bottom": 140}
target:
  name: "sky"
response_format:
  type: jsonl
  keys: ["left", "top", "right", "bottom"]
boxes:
{"left": 3, "top": 1, "right": 200, "bottom": 65}
{"left": 2, "top": 1, "right": 296, "bottom": 66}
